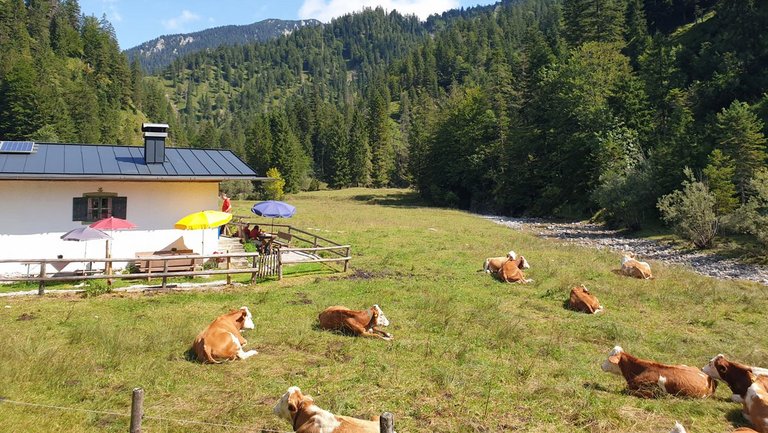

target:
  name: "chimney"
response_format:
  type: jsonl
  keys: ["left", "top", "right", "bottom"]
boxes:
{"left": 142, "top": 123, "right": 169, "bottom": 164}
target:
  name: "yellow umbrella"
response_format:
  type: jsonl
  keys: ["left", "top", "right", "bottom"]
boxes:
{"left": 175, "top": 210, "right": 233, "bottom": 254}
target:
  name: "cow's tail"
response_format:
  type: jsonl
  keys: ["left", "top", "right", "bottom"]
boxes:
{"left": 202, "top": 343, "right": 220, "bottom": 364}
{"left": 481, "top": 259, "right": 490, "bottom": 273}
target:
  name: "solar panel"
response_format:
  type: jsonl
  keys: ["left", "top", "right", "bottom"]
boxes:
{"left": 0, "top": 141, "right": 37, "bottom": 154}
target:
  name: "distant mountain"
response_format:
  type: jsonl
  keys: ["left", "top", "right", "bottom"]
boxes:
{"left": 125, "top": 18, "right": 322, "bottom": 73}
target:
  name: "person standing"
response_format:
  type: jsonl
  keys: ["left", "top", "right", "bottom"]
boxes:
{"left": 220, "top": 193, "right": 232, "bottom": 236}
{"left": 221, "top": 193, "right": 232, "bottom": 213}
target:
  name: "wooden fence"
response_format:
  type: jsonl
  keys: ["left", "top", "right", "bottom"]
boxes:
{"left": 0, "top": 246, "right": 351, "bottom": 295}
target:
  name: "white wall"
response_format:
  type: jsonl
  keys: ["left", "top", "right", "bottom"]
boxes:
{"left": 0, "top": 180, "right": 223, "bottom": 275}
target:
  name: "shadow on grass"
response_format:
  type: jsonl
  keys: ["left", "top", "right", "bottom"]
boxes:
{"left": 349, "top": 191, "right": 426, "bottom": 208}
{"left": 725, "top": 407, "right": 753, "bottom": 428}
{"left": 582, "top": 382, "right": 612, "bottom": 393}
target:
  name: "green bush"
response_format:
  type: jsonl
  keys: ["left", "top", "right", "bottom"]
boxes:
{"left": 83, "top": 280, "right": 111, "bottom": 297}
{"left": 592, "top": 156, "right": 657, "bottom": 230}
{"left": 657, "top": 168, "right": 719, "bottom": 248}
{"left": 730, "top": 168, "right": 768, "bottom": 247}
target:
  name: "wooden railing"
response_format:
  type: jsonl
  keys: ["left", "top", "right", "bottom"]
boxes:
{"left": 0, "top": 245, "right": 351, "bottom": 296}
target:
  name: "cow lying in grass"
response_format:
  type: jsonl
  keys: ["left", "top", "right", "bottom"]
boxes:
{"left": 483, "top": 250, "right": 517, "bottom": 273}
{"left": 567, "top": 285, "right": 604, "bottom": 314}
{"left": 318, "top": 305, "right": 392, "bottom": 340}
{"left": 496, "top": 255, "right": 532, "bottom": 283}
{"left": 192, "top": 307, "right": 257, "bottom": 363}
{"left": 601, "top": 346, "right": 716, "bottom": 398}
{"left": 669, "top": 421, "right": 758, "bottom": 433}
{"left": 620, "top": 253, "right": 653, "bottom": 279}
{"left": 742, "top": 374, "right": 768, "bottom": 433}
{"left": 274, "top": 386, "right": 383, "bottom": 433}
{"left": 702, "top": 354, "right": 768, "bottom": 403}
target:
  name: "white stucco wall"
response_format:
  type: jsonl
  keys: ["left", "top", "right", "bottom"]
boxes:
{"left": 0, "top": 180, "right": 222, "bottom": 275}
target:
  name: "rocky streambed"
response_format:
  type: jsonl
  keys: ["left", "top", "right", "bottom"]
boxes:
{"left": 483, "top": 216, "right": 768, "bottom": 287}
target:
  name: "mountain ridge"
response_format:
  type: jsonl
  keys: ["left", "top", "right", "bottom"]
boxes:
{"left": 125, "top": 18, "right": 322, "bottom": 73}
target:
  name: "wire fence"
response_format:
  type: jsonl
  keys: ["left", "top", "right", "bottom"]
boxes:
{"left": 0, "top": 396, "right": 291, "bottom": 432}
{"left": 0, "top": 390, "right": 396, "bottom": 433}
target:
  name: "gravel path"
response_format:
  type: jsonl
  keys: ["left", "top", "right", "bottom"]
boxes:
{"left": 483, "top": 216, "right": 768, "bottom": 286}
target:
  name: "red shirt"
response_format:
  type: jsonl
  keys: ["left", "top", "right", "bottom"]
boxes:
{"left": 221, "top": 197, "right": 231, "bottom": 213}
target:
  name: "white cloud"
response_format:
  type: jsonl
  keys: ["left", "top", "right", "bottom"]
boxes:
{"left": 97, "top": 0, "right": 122, "bottom": 23}
{"left": 161, "top": 10, "right": 202, "bottom": 32}
{"left": 298, "top": 0, "right": 459, "bottom": 22}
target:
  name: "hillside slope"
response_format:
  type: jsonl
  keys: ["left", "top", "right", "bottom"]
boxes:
{"left": 125, "top": 18, "right": 321, "bottom": 73}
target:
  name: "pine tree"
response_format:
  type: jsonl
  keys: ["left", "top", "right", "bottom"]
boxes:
{"left": 713, "top": 100, "right": 768, "bottom": 203}
{"left": 348, "top": 108, "right": 372, "bottom": 187}
{"left": 702, "top": 149, "right": 738, "bottom": 215}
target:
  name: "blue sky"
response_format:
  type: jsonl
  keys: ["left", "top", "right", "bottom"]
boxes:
{"left": 79, "top": 0, "right": 497, "bottom": 49}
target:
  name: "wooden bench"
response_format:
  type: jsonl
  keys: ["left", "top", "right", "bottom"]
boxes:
{"left": 272, "top": 231, "right": 292, "bottom": 248}
{"left": 135, "top": 249, "right": 201, "bottom": 273}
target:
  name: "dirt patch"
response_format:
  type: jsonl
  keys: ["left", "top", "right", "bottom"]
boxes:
{"left": 17, "top": 312, "right": 35, "bottom": 321}
{"left": 484, "top": 216, "right": 768, "bottom": 286}
{"left": 288, "top": 292, "right": 313, "bottom": 305}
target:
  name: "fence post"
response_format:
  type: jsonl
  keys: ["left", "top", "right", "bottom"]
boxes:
{"left": 37, "top": 262, "right": 45, "bottom": 296}
{"left": 161, "top": 259, "right": 168, "bottom": 289}
{"left": 130, "top": 387, "right": 144, "bottom": 433}
{"left": 343, "top": 247, "right": 350, "bottom": 272}
{"left": 250, "top": 254, "right": 257, "bottom": 283}
{"left": 226, "top": 255, "right": 231, "bottom": 285}
{"left": 277, "top": 250, "right": 283, "bottom": 280}
{"left": 379, "top": 412, "right": 394, "bottom": 433}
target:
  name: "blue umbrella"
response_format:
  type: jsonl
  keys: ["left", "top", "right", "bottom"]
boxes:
{"left": 251, "top": 200, "right": 296, "bottom": 232}
{"left": 251, "top": 200, "right": 296, "bottom": 218}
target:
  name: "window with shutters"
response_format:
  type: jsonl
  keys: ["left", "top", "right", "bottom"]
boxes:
{"left": 73, "top": 192, "right": 127, "bottom": 222}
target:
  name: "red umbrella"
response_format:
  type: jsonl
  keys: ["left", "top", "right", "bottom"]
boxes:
{"left": 89, "top": 216, "right": 136, "bottom": 230}
{"left": 89, "top": 217, "right": 137, "bottom": 275}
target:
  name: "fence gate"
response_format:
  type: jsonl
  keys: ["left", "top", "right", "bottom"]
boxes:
{"left": 250, "top": 251, "right": 280, "bottom": 281}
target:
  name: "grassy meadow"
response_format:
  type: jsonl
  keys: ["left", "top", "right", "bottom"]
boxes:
{"left": 1, "top": 188, "right": 767, "bottom": 432}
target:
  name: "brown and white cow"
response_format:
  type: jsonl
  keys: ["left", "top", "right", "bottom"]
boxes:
{"left": 274, "top": 386, "right": 383, "bottom": 433}
{"left": 669, "top": 422, "right": 758, "bottom": 433}
{"left": 620, "top": 253, "right": 653, "bottom": 279}
{"left": 568, "top": 285, "right": 604, "bottom": 314}
{"left": 318, "top": 305, "right": 392, "bottom": 340}
{"left": 702, "top": 354, "right": 768, "bottom": 403}
{"left": 496, "top": 255, "right": 532, "bottom": 283}
{"left": 192, "top": 306, "right": 257, "bottom": 363}
{"left": 483, "top": 250, "right": 517, "bottom": 273}
{"left": 601, "top": 346, "right": 716, "bottom": 398}
{"left": 742, "top": 373, "right": 768, "bottom": 433}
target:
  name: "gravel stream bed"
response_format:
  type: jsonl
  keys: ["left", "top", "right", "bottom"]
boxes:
{"left": 483, "top": 216, "right": 768, "bottom": 287}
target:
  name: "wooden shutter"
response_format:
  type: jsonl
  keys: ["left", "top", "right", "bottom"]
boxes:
{"left": 112, "top": 197, "right": 127, "bottom": 219}
{"left": 73, "top": 197, "right": 88, "bottom": 221}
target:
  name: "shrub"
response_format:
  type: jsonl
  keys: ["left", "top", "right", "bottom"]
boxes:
{"left": 84, "top": 280, "right": 111, "bottom": 297}
{"left": 263, "top": 167, "right": 285, "bottom": 200}
{"left": 729, "top": 168, "right": 768, "bottom": 247}
{"left": 592, "top": 156, "right": 657, "bottom": 230}
{"left": 657, "top": 168, "right": 719, "bottom": 248}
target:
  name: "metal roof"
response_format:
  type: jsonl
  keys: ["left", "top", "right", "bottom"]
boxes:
{"left": 0, "top": 143, "right": 265, "bottom": 181}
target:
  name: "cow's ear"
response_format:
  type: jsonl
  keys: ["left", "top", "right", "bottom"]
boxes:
{"left": 716, "top": 362, "right": 727, "bottom": 374}
{"left": 608, "top": 354, "right": 620, "bottom": 364}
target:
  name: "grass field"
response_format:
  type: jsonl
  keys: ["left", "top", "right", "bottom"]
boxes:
{"left": 1, "top": 188, "right": 767, "bottom": 432}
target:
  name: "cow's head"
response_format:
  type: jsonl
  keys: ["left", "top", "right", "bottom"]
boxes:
{"left": 519, "top": 256, "right": 530, "bottom": 269}
{"left": 372, "top": 304, "right": 390, "bottom": 327}
{"left": 601, "top": 346, "right": 624, "bottom": 375}
{"left": 702, "top": 354, "right": 728, "bottom": 380}
{"left": 506, "top": 250, "right": 518, "bottom": 260}
{"left": 273, "top": 386, "right": 312, "bottom": 422}
{"left": 621, "top": 253, "right": 635, "bottom": 265}
{"left": 236, "top": 306, "right": 255, "bottom": 330}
